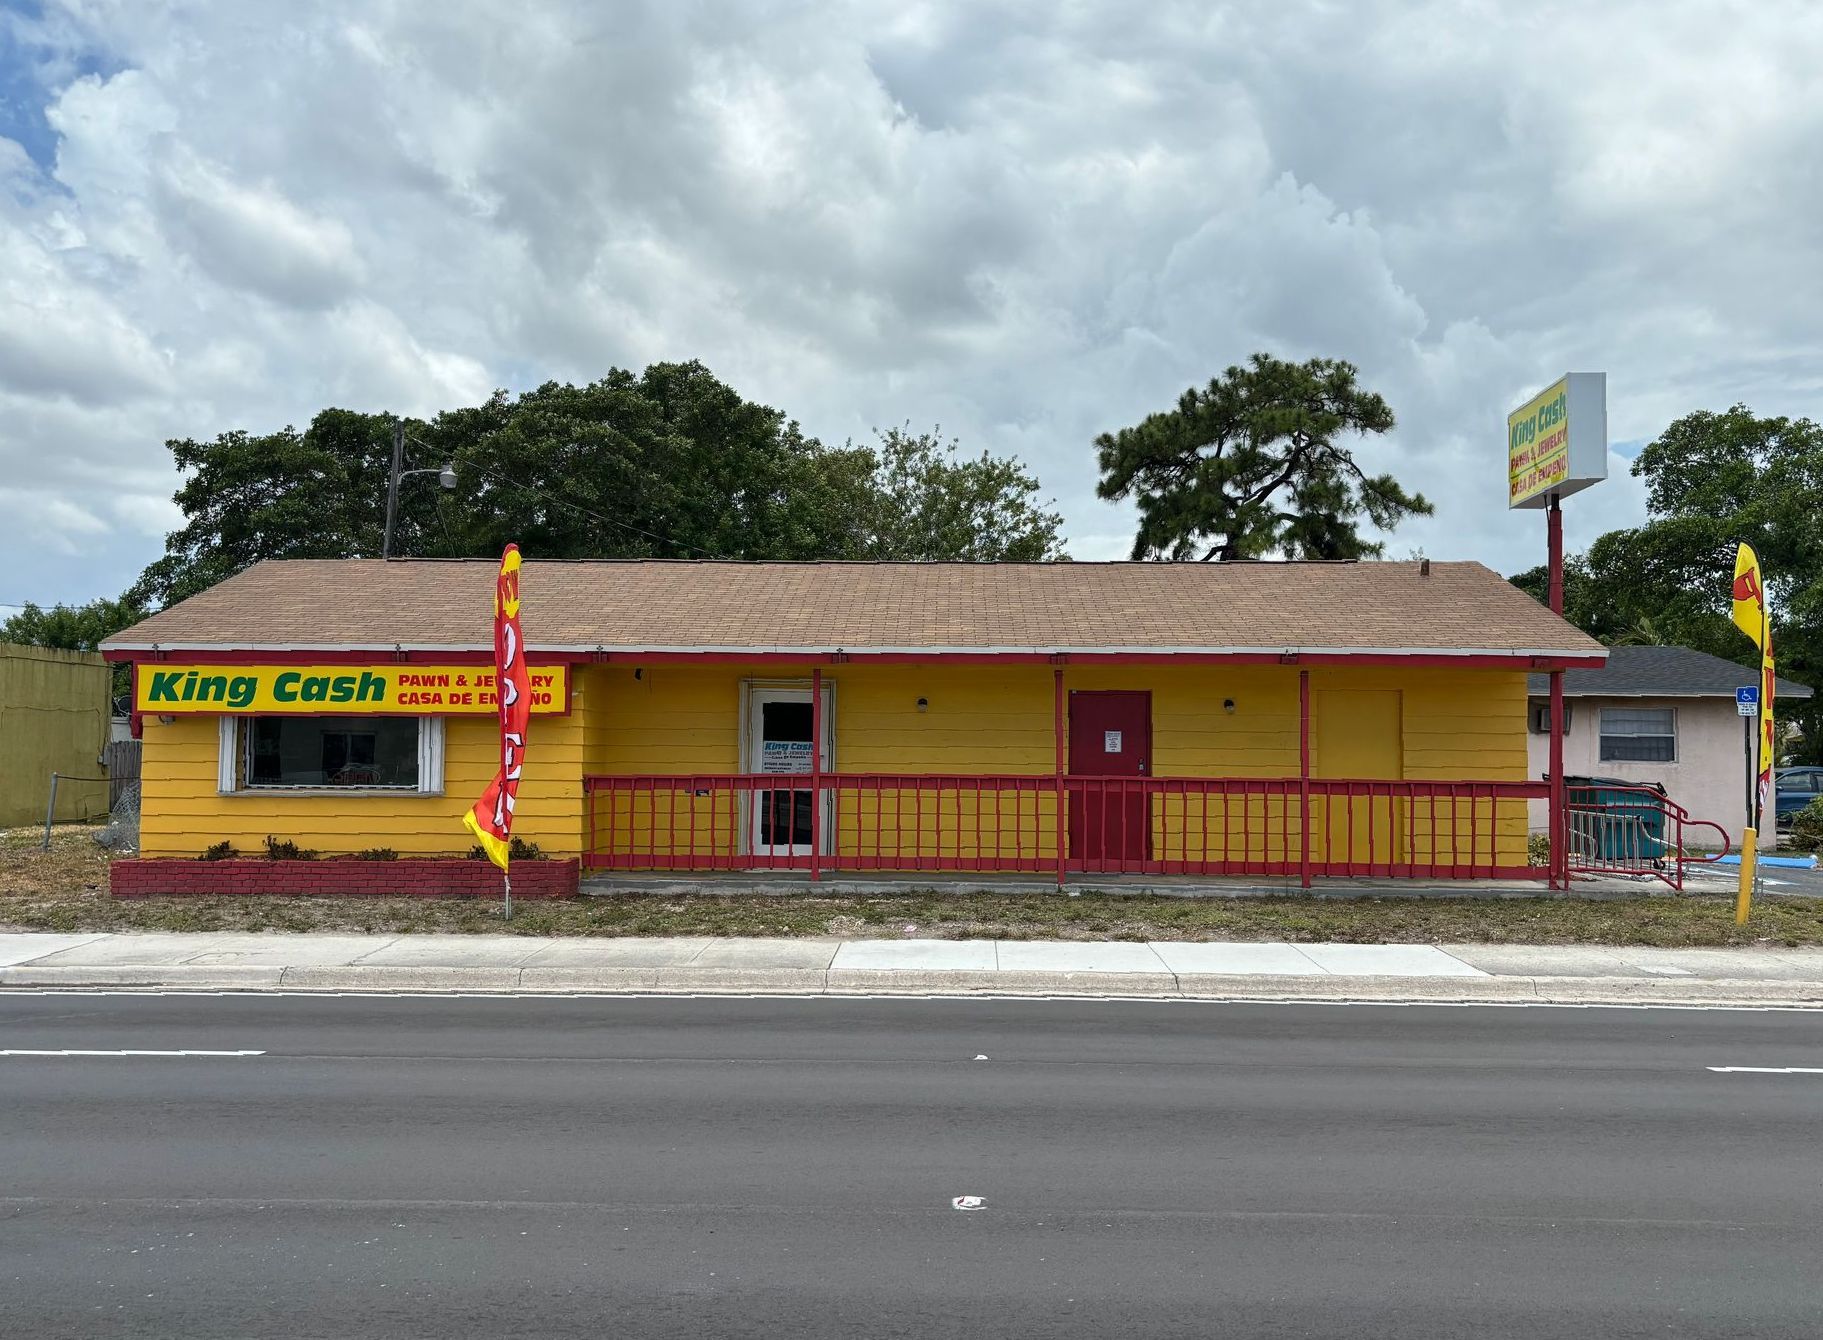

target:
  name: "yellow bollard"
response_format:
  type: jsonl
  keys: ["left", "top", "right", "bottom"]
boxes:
{"left": 1735, "top": 829, "right": 1758, "bottom": 925}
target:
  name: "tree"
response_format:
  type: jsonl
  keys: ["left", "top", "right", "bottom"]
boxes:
{"left": 3, "top": 596, "right": 149, "bottom": 702}
{"left": 1095, "top": 353, "right": 1431, "bottom": 560}
{"left": 1511, "top": 404, "right": 1823, "bottom": 762}
{"left": 862, "top": 426, "right": 1065, "bottom": 561}
{"left": 2, "top": 596, "right": 148, "bottom": 652}
{"left": 129, "top": 409, "right": 400, "bottom": 608}
{"left": 128, "top": 361, "right": 1069, "bottom": 608}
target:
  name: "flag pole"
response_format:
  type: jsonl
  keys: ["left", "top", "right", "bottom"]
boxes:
{"left": 503, "top": 868, "right": 512, "bottom": 922}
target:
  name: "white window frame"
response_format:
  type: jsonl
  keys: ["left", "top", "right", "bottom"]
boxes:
{"left": 737, "top": 679, "right": 834, "bottom": 857}
{"left": 1597, "top": 706, "right": 1677, "bottom": 764}
{"left": 218, "top": 716, "right": 445, "bottom": 795}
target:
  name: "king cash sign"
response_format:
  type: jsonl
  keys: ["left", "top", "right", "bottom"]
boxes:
{"left": 1506, "top": 372, "right": 1607, "bottom": 509}
{"left": 136, "top": 664, "right": 569, "bottom": 715}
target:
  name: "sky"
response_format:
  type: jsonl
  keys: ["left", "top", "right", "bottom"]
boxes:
{"left": 3, "top": 0, "right": 1821, "bottom": 613}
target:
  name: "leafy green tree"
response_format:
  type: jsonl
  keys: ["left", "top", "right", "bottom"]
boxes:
{"left": 3, "top": 595, "right": 149, "bottom": 701}
{"left": 129, "top": 409, "right": 399, "bottom": 608}
{"left": 425, "top": 363, "right": 883, "bottom": 562}
{"left": 1095, "top": 353, "right": 1432, "bottom": 560}
{"left": 862, "top": 426, "right": 1065, "bottom": 561}
{"left": 2, "top": 596, "right": 148, "bottom": 652}
{"left": 1512, "top": 405, "right": 1823, "bottom": 762}
{"left": 127, "top": 362, "right": 1069, "bottom": 609}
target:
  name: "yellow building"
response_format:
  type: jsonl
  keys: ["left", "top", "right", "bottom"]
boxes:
{"left": 101, "top": 558, "right": 1603, "bottom": 888}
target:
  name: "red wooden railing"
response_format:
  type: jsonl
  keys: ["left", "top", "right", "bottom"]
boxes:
{"left": 1562, "top": 782, "right": 1731, "bottom": 890}
{"left": 583, "top": 773, "right": 1552, "bottom": 882}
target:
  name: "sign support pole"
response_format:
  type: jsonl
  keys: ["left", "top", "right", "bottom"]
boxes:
{"left": 1547, "top": 494, "right": 1567, "bottom": 890}
{"left": 1744, "top": 711, "right": 1755, "bottom": 836}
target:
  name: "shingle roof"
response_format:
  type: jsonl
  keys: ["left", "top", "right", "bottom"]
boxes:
{"left": 102, "top": 558, "right": 1603, "bottom": 659}
{"left": 1526, "top": 643, "right": 1813, "bottom": 699}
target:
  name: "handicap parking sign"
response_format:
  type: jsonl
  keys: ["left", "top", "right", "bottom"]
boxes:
{"left": 1737, "top": 685, "right": 1759, "bottom": 716}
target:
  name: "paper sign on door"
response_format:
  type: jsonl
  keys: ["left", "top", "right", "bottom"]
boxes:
{"left": 759, "top": 741, "right": 814, "bottom": 774}
{"left": 1104, "top": 730, "right": 1122, "bottom": 753}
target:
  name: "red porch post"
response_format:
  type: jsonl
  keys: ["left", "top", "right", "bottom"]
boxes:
{"left": 1053, "top": 666, "right": 1066, "bottom": 889}
{"left": 810, "top": 667, "right": 823, "bottom": 882}
{"left": 1548, "top": 495, "right": 1567, "bottom": 890}
{"left": 1299, "top": 669, "right": 1312, "bottom": 888}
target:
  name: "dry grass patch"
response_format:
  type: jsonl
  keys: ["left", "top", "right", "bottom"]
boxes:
{"left": 4, "top": 827, "right": 1822, "bottom": 946}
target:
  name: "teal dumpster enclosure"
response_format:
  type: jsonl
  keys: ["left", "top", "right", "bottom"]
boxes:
{"left": 1566, "top": 776, "right": 1670, "bottom": 863}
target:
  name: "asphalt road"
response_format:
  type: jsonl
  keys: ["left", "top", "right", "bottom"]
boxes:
{"left": 3, "top": 994, "right": 1821, "bottom": 1339}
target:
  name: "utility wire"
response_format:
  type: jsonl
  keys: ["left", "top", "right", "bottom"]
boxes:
{"left": 406, "top": 434, "right": 717, "bottom": 557}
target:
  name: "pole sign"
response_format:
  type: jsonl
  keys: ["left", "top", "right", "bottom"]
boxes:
{"left": 1737, "top": 685, "right": 1759, "bottom": 717}
{"left": 1507, "top": 372, "right": 1608, "bottom": 509}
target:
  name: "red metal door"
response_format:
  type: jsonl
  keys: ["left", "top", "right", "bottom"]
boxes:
{"left": 1069, "top": 691, "right": 1151, "bottom": 867}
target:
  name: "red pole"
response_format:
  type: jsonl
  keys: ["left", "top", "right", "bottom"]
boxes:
{"left": 1054, "top": 666, "right": 1066, "bottom": 889}
{"left": 810, "top": 668, "right": 823, "bottom": 882}
{"left": 1548, "top": 495, "right": 1567, "bottom": 889}
{"left": 1299, "top": 669, "right": 1312, "bottom": 888}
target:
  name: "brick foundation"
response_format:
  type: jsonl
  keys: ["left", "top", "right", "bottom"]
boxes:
{"left": 110, "top": 857, "right": 580, "bottom": 899}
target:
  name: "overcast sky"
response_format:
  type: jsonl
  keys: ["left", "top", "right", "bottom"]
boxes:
{"left": 3, "top": 0, "right": 1820, "bottom": 610}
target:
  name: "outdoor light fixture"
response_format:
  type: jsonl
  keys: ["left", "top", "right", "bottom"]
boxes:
{"left": 438, "top": 463, "right": 457, "bottom": 489}
{"left": 916, "top": 697, "right": 929, "bottom": 713}
{"left": 1223, "top": 698, "right": 1236, "bottom": 714}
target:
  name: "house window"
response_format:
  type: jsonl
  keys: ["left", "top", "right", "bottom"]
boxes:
{"left": 218, "top": 716, "right": 444, "bottom": 793}
{"left": 1598, "top": 708, "right": 1676, "bottom": 763}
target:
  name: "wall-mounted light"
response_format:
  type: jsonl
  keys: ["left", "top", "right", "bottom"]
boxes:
{"left": 634, "top": 668, "right": 643, "bottom": 680}
{"left": 916, "top": 697, "right": 929, "bottom": 713}
{"left": 1222, "top": 698, "right": 1236, "bottom": 714}
{"left": 157, "top": 714, "right": 176, "bottom": 726}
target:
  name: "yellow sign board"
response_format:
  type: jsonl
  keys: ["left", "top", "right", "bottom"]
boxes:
{"left": 135, "top": 664, "right": 569, "bottom": 715}
{"left": 1506, "top": 372, "right": 1606, "bottom": 509}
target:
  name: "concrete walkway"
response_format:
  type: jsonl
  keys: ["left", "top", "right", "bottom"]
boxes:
{"left": 4, "top": 932, "right": 1823, "bottom": 1003}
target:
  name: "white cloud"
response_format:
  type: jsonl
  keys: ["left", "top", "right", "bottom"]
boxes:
{"left": 4, "top": 0, "right": 1822, "bottom": 606}
{"left": 153, "top": 150, "right": 365, "bottom": 309}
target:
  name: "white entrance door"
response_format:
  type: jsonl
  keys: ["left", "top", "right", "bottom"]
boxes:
{"left": 745, "top": 686, "right": 833, "bottom": 858}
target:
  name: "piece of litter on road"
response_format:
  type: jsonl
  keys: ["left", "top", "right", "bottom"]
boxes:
{"left": 974, "top": 1054, "right": 988, "bottom": 1061}
{"left": 951, "top": 1195, "right": 986, "bottom": 1211}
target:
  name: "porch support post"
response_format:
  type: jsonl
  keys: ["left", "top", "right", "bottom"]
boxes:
{"left": 1547, "top": 493, "right": 1567, "bottom": 890}
{"left": 1299, "top": 669, "right": 1312, "bottom": 889}
{"left": 1053, "top": 665, "right": 1066, "bottom": 889}
{"left": 1549, "top": 669, "right": 1566, "bottom": 889}
{"left": 810, "top": 667, "right": 823, "bottom": 883}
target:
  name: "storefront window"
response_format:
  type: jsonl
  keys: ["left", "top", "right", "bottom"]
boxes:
{"left": 223, "top": 716, "right": 440, "bottom": 791}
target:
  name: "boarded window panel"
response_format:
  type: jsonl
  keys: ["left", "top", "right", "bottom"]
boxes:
{"left": 1599, "top": 708, "right": 1675, "bottom": 763}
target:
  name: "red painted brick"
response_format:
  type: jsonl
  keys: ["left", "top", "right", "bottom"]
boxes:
{"left": 109, "top": 858, "right": 579, "bottom": 900}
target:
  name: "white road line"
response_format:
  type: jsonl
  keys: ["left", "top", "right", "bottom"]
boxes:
{"left": 1707, "top": 1066, "right": 1823, "bottom": 1075}
{"left": 0, "top": 1049, "right": 265, "bottom": 1057}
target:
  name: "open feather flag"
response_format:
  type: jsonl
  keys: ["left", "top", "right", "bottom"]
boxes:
{"left": 463, "top": 545, "right": 530, "bottom": 870}
{"left": 1731, "top": 543, "right": 1775, "bottom": 823}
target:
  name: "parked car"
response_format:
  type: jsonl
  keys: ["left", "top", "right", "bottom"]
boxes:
{"left": 1775, "top": 767, "right": 1823, "bottom": 827}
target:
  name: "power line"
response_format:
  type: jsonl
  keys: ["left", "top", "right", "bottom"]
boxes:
{"left": 405, "top": 435, "right": 716, "bottom": 557}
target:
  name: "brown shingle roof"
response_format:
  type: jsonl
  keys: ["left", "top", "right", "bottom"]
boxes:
{"left": 101, "top": 558, "right": 1603, "bottom": 658}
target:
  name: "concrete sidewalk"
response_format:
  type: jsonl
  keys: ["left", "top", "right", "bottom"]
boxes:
{"left": 4, "top": 932, "right": 1823, "bottom": 1004}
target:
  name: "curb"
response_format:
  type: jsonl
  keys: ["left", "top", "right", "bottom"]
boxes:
{"left": 4, "top": 963, "right": 1823, "bottom": 1005}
